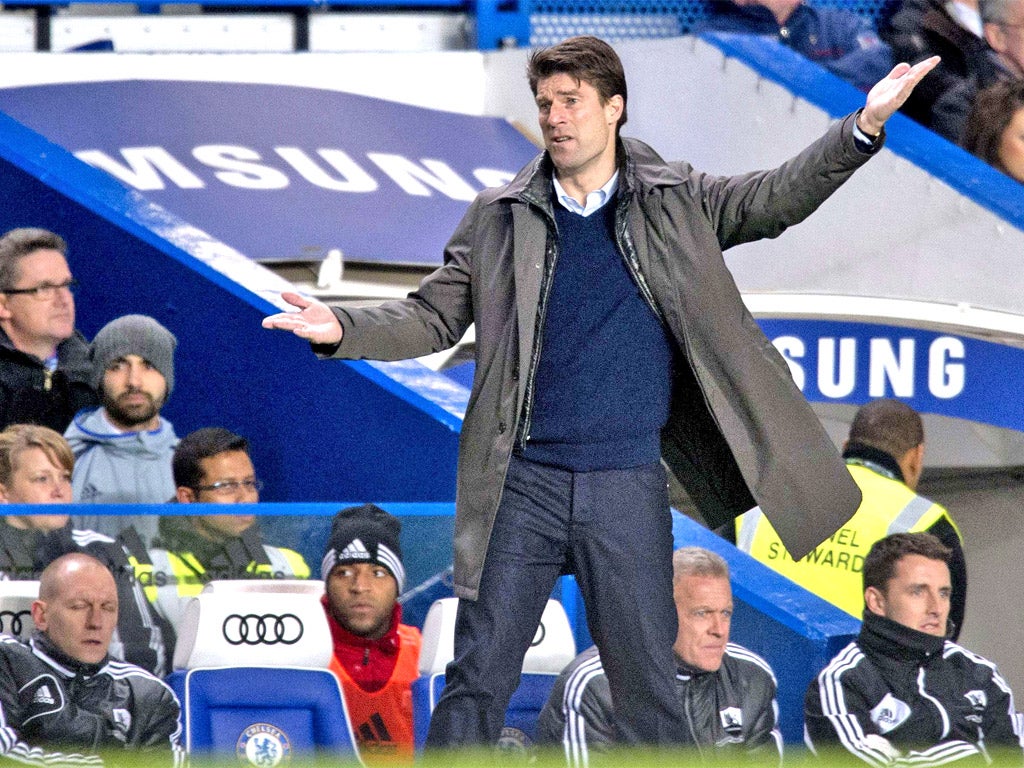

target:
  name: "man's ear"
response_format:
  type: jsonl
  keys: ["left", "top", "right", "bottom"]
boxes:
{"left": 985, "top": 21, "right": 1007, "bottom": 54}
{"left": 30, "top": 599, "right": 47, "bottom": 632}
{"left": 864, "top": 586, "right": 886, "bottom": 617}
{"left": 0, "top": 483, "right": 9, "bottom": 502}
{"left": 0, "top": 295, "right": 13, "bottom": 322}
{"left": 605, "top": 94, "right": 624, "bottom": 125}
{"left": 176, "top": 486, "right": 196, "bottom": 504}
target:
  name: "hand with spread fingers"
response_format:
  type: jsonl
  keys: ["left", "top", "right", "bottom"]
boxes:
{"left": 261, "top": 291, "right": 343, "bottom": 345}
{"left": 858, "top": 56, "right": 941, "bottom": 136}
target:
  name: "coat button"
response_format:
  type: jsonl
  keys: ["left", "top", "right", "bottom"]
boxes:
{"left": 498, "top": 421, "right": 507, "bottom": 434}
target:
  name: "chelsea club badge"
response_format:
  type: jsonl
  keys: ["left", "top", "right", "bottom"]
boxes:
{"left": 236, "top": 723, "right": 292, "bottom": 767}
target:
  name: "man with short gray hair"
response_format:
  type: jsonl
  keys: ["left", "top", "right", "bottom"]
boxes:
{"left": 0, "top": 227, "right": 97, "bottom": 433}
{"left": 537, "top": 546, "right": 782, "bottom": 764}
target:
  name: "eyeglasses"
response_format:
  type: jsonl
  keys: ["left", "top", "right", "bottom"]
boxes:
{"left": 1, "top": 279, "right": 79, "bottom": 301}
{"left": 193, "top": 478, "right": 264, "bottom": 496}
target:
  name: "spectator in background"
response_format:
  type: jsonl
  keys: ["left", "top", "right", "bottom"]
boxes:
{"left": 66, "top": 314, "right": 179, "bottom": 543}
{"left": 881, "top": 0, "right": 989, "bottom": 126}
{"left": 0, "top": 553, "right": 182, "bottom": 764}
{"left": 144, "top": 427, "right": 309, "bottom": 630}
{"left": 0, "top": 423, "right": 172, "bottom": 676}
{"left": 805, "top": 533, "right": 1023, "bottom": 764}
{"left": 932, "top": 0, "right": 1024, "bottom": 140}
{"left": 321, "top": 504, "right": 421, "bottom": 765}
{"left": 737, "top": 399, "right": 966, "bottom": 639}
{"left": 0, "top": 228, "right": 97, "bottom": 433}
{"left": 538, "top": 547, "right": 782, "bottom": 764}
{"left": 697, "top": 0, "right": 895, "bottom": 89}
{"left": 963, "top": 78, "right": 1024, "bottom": 181}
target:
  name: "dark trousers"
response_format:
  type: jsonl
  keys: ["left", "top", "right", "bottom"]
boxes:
{"left": 425, "top": 455, "right": 686, "bottom": 748}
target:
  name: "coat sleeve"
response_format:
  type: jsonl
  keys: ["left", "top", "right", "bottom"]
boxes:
{"left": 695, "top": 112, "right": 878, "bottom": 251}
{"left": 742, "top": 668, "right": 783, "bottom": 764}
{"left": 961, "top": 652, "right": 1024, "bottom": 759}
{"left": 554, "top": 667, "right": 617, "bottom": 768}
{"left": 130, "top": 678, "right": 184, "bottom": 767}
{"left": 323, "top": 193, "right": 480, "bottom": 362}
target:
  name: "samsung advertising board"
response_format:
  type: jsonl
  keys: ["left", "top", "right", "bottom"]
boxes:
{"left": 760, "top": 318, "right": 1023, "bottom": 433}
{"left": 0, "top": 80, "right": 540, "bottom": 266}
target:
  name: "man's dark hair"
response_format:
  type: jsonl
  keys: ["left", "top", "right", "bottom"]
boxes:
{"left": 0, "top": 228, "right": 68, "bottom": 291}
{"left": 847, "top": 398, "right": 924, "bottom": 459}
{"left": 526, "top": 35, "right": 628, "bottom": 129}
{"left": 964, "top": 80, "right": 1024, "bottom": 179}
{"left": 863, "top": 532, "right": 951, "bottom": 594}
{"left": 173, "top": 427, "right": 250, "bottom": 488}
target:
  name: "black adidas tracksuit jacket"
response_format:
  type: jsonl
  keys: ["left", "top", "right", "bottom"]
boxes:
{"left": 806, "top": 611, "right": 1024, "bottom": 765}
{"left": 0, "top": 632, "right": 182, "bottom": 766}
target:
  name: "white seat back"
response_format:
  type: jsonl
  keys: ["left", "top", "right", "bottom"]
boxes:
{"left": 173, "top": 588, "right": 331, "bottom": 670}
{"left": 201, "top": 579, "right": 325, "bottom": 596}
{"left": 0, "top": 580, "right": 38, "bottom": 640}
{"left": 418, "top": 597, "right": 576, "bottom": 675}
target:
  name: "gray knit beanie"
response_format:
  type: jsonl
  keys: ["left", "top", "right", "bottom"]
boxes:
{"left": 91, "top": 314, "right": 177, "bottom": 394}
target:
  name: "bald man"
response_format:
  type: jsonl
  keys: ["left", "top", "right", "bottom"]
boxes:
{"left": 0, "top": 553, "right": 182, "bottom": 763}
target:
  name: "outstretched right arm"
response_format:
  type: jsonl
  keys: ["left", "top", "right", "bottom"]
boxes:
{"left": 262, "top": 196, "right": 479, "bottom": 361}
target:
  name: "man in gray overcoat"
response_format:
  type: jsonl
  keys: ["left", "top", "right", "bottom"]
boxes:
{"left": 264, "top": 35, "right": 938, "bottom": 752}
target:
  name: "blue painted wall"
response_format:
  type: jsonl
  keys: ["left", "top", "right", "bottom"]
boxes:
{"left": 0, "top": 112, "right": 461, "bottom": 506}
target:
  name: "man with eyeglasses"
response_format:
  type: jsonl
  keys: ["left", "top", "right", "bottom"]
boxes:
{"left": 0, "top": 228, "right": 97, "bottom": 434}
{"left": 537, "top": 547, "right": 782, "bottom": 764}
{"left": 143, "top": 427, "right": 310, "bottom": 631}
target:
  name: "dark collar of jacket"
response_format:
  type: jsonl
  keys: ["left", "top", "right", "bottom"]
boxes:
{"left": 154, "top": 515, "right": 270, "bottom": 572}
{"left": 843, "top": 442, "right": 906, "bottom": 484}
{"left": 858, "top": 610, "right": 946, "bottom": 664}
{"left": 494, "top": 136, "right": 689, "bottom": 214}
{"left": 0, "top": 325, "right": 93, "bottom": 381}
{"left": 675, "top": 654, "right": 722, "bottom": 679}
{"left": 0, "top": 520, "right": 82, "bottom": 576}
{"left": 31, "top": 629, "right": 109, "bottom": 678}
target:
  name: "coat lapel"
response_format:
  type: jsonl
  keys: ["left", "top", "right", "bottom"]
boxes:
{"left": 512, "top": 203, "right": 547, "bottom": 418}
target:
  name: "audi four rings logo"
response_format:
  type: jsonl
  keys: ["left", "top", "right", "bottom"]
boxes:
{"left": 0, "top": 610, "right": 30, "bottom": 637}
{"left": 222, "top": 614, "right": 304, "bottom": 645}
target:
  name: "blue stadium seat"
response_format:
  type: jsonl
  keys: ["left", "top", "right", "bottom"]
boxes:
{"left": 169, "top": 667, "right": 361, "bottom": 764}
{"left": 168, "top": 580, "right": 362, "bottom": 765}
{"left": 411, "top": 598, "right": 576, "bottom": 749}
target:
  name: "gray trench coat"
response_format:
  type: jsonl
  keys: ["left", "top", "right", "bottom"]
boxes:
{"left": 329, "top": 113, "right": 870, "bottom": 599}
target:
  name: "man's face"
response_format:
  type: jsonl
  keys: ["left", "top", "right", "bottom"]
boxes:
{"left": 0, "top": 249, "right": 75, "bottom": 355}
{"left": 101, "top": 353, "right": 167, "bottom": 431}
{"left": 32, "top": 561, "right": 118, "bottom": 665}
{"left": 866, "top": 554, "right": 951, "bottom": 637}
{"left": 181, "top": 450, "right": 260, "bottom": 505}
{"left": 672, "top": 574, "right": 733, "bottom": 672}
{"left": 0, "top": 446, "right": 72, "bottom": 506}
{"left": 986, "top": 7, "right": 1024, "bottom": 75}
{"left": 535, "top": 73, "right": 622, "bottom": 182}
{"left": 326, "top": 562, "right": 398, "bottom": 640}
{"left": 998, "top": 106, "right": 1024, "bottom": 183}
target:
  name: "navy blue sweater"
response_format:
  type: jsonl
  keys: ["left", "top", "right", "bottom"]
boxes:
{"left": 522, "top": 196, "right": 675, "bottom": 471}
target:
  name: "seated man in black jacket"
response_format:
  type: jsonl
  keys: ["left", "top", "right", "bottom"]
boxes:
{"left": 537, "top": 547, "right": 781, "bottom": 764}
{"left": 806, "top": 532, "right": 1023, "bottom": 765}
{"left": 0, "top": 553, "right": 182, "bottom": 764}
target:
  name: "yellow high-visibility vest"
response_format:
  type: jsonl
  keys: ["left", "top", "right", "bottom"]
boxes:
{"left": 736, "top": 462, "right": 961, "bottom": 618}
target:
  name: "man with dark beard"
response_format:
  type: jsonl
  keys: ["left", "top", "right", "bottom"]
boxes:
{"left": 65, "top": 314, "right": 179, "bottom": 542}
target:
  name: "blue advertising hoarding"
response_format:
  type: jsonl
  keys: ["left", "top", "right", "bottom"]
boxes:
{"left": 760, "top": 318, "right": 1023, "bottom": 432}
{"left": 0, "top": 80, "right": 540, "bottom": 266}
